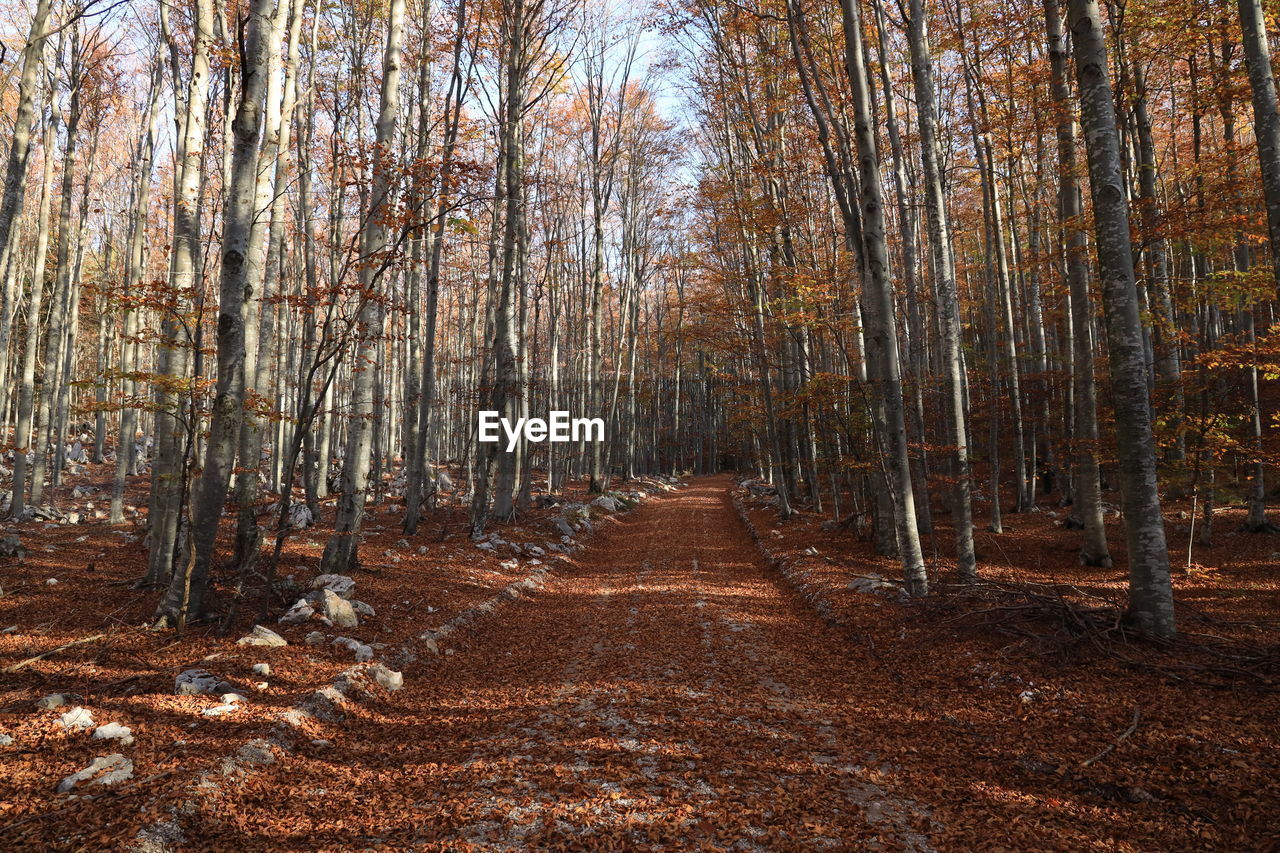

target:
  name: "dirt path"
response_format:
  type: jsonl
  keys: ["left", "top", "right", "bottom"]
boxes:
{"left": 195, "top": 475, "right": 935, "bottom": 850}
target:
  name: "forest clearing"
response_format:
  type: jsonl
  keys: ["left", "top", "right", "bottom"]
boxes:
{"left": 1, "top": 0, "right": 1279, "bottom": 846}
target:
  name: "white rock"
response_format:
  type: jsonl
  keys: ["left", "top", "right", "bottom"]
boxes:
{"left": 57, "top": 707, "right": 95, "bottom": 730}
{"left": 220, "top": 693, "right": 248, "bottom": 705}
{"left": 307, "top": 588, "right": 358, "bottom": 628}
{"left": 200, "top": 703, "right": 240, "bottom": 717}
{"left": 56, "top": 754, "right": 132, "bottom": 793}
{"left": 236, "top": 625, "right": 288, "bottom": 647}
{"left": 45, "top": 577, "right": 58, "bottom": 585}
{"left": 92, "top": 723, "right": 134, "bottom": 745}
{"left": 251, "top": 663, "right": 272, "bottom": 676}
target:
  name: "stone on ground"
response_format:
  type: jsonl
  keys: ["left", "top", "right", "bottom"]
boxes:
{"left": 92, "top": 723, "right": 134, "bottom": 745}
{"left": 236, "top": 625, "right": 288, "bottom": 647}
{"left": 56, "top": 754, "right": 133, "bottom": 793}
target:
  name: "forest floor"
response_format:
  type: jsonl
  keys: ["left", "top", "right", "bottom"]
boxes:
{"left": 1, "top": 471, "right": 1277, "bottom": 850}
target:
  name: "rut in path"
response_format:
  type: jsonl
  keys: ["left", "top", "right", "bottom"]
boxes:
{"left": 199, "top": 475, "right": 936, "bottom": 851}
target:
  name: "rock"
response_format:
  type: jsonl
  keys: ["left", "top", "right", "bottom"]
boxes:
{"left": 475, "top": 540, "right": 495, "bottom": 552}
{"left": 251, "top": 663, "right": 272, "bottom": 676}
{"left": 350, "top": 600, "right": 376, "bottom": 619}
{"left": 0, "top": 732, "right": 13, "bottom": 746}
{"left": 803, "top": 546, "right": 819, "bottom": 556}
{"left": 336, "top": 662, "right": 403, "bottom": 695}
{"left": 45, "top": 577, "right": 58, "bottom": 585}
{"left": 553, "top": 517, "right": 575, "bottom": 537}
{"left": 417, "top": 633, "right": 440, "bottom": 655}
{"left": 236, "top": 625, "right": 288, "bottom": 647}
{"left": 200, "top": 702, "right": 240, "bottom": 718}
{"left": 36, "top": 692, "right": 81, "bottom": 710}
{"left": 436, "top": 471, "right": 454, "bottom": 493}
{"left": 279, "top": 598, "right": 316, "bottom": 625}
{"left": 0, "top": 533, "right": 26, "bottom": 560}
{"left": 524, "top": 544, "right": 546, "bottom": 557}
{"left": 591, "top": 495, "right": 623, "bottom": 512}
{"left": 286, "top": 503, "right": 313, "bottom": 530}
{"left": 847, "top": 574, "right": 903, "bottom": 597}
{"left": 174, "top": 669, "right": 236, "bottom": 697}
{"left": 57, "top": 707, "right": 95, "bottom": 730}
{"left": 220, "top": 693, "right": 248, "bottom": 704}
{"left": 307, "top": 588, "right": 358, "bottom": 628}
{"left": 304, "top": 631, "right": 326, "bottom": 646}
{"left": 92, "top": 723, "right": 134, "bottom": 745}
{"left": 332, "top": 636, "right": 374, "bottom": 662}
{"left": 310, "top": 573, "right": 356, "bottom": 600}
{"left": 65, "top": 512, "right": 81, "bottom": 525}
{"left": 56, "top": 754, "right": 133, "bottom": 793}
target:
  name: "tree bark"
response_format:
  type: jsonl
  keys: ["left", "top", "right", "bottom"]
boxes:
{"left": 1068, "top": 0, "right": 1175, "bottom": 638}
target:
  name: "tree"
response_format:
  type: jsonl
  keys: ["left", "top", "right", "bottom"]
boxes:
{"left": 1067, "top": 0, "right": 1175, "bottom": 638}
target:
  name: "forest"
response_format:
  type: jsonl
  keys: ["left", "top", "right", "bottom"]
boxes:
{"left": 0, "top": 0, "right": 1277, "bottom": 846}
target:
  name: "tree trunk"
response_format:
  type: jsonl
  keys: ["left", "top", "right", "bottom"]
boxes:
{"left": 1068, "top": 0, "right": 1175, "bottom": 638}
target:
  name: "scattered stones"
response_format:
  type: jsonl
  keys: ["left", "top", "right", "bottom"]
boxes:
{"left": 553, "top": 517, "right": 575, "bottom": 537}
{"left": 350, "top": 600, "right": 376, "bottom": 619}
{"left": 57, "top": 707, "right": 95, "bottom": 730}
{"left": 847, "top": 574, "right": 904, "bottom": 597}
{"left": 332, "top": 636, "right": 374, "bottom": 662}
{"left": 56, "top": 754, "right": 133, "bottom": 793}
{"left": 251, "top": 663, "right": 272, "bottom": 676}
{"left": 304, "top": 631, "right": 326, "bottom": 646}
{"left": 310, "top": 574, "right": 356, "bottom": 600}
{"left": 236, "top": 625, "right": 288, "bottom": 647}
{"left": 475, "top": 540, "right": 495, "bottom": 552}
{"left": 335, "top": 662, "right": 403, "bottom": 695}
{"left": 175, "top": 669, "right": 237, "bottom": 697}
{"left": 92, "top": 723, "right": 134, "bottom": 745}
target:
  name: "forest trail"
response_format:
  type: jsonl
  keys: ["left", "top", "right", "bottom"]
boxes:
{"left": 195, "top": 475, "right": 935, "bottom": 850}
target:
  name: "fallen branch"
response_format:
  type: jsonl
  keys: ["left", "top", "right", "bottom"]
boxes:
{"left": 3, "top": 634, "right": 107, "bottom": 673}
{"left": 1082, "top": 707, "right": 1141, "bottom": 767}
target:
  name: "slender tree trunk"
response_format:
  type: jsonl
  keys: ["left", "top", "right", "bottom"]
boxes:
{"left": 157, "top": 0, "right": 280, "bottom": 625}
{"left": 1068, "top": 0, "right": 1175, "bottom": 638}
{"left": 1046, "top": 0, "right": 1112, "bottom": 567}
{"left": 320, "top": 0, "right": 407, "bottom": 571}
{"left": 840, "top": 0, "right": 927, "bottom": 596}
